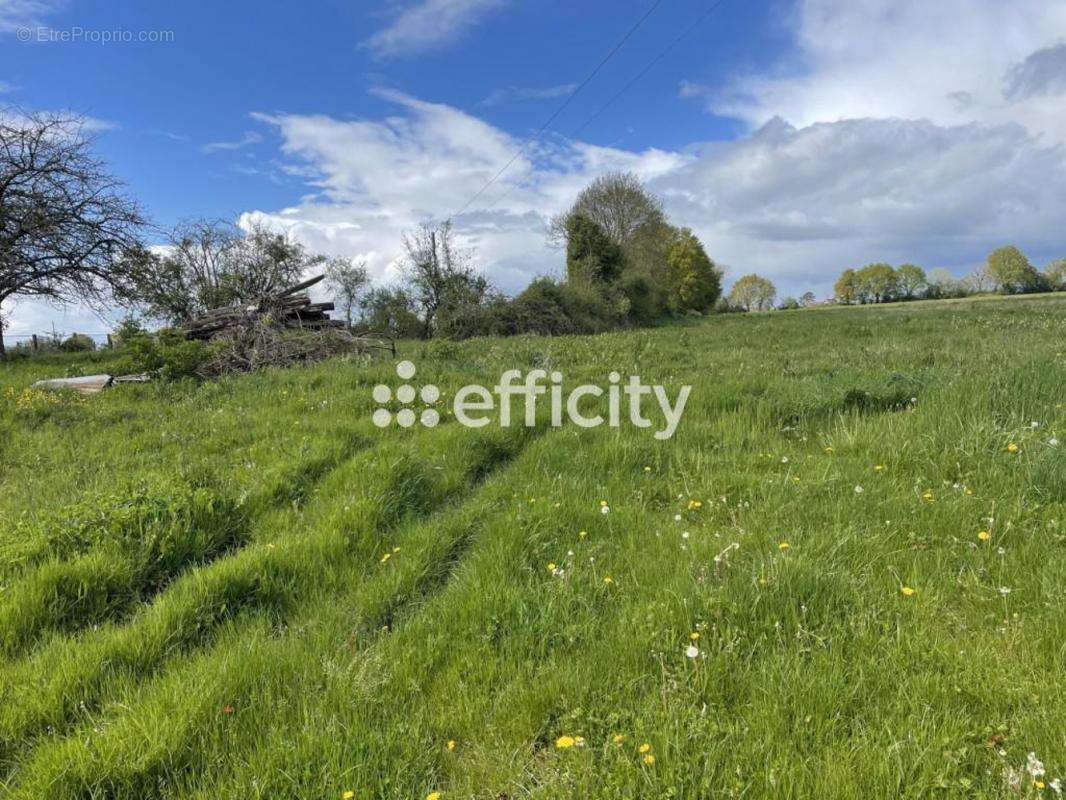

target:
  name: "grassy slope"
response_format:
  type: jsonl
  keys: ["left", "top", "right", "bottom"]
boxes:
{"left": 0, "top": 295, "right": 1064, "bottom": 799}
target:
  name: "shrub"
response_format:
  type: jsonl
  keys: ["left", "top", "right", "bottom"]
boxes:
{"left": 117, "top": 329, "right": 209, "bottom": 380}
{"left": 60, "top": 333, "right": 96, "bottom": 352}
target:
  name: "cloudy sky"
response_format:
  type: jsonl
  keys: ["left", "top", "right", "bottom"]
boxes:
{"left": 3, "top": 0, "right": 1066, "bottom": 338}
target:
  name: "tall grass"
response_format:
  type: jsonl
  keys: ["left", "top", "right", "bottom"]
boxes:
{"left": 0, "top": 294, "right": 1063, "bottom": 798}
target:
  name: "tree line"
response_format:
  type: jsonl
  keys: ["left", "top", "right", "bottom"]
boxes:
{"left": 833, "top": 247, "right": 1065, "bottom": 305}
{"left": 1, "top": 110, "right": 725, "bottom": 355}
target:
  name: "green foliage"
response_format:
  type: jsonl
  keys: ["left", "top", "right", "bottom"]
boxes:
{"left": 358, "top": 286, "right": 423, "bottom": 339}
{"left": 1044, "top": 258, "right": 1066, "bottom": 290}
{"left": 565, "top": 214, "right": 624, "bottom": 286}
{"left": 117, "top": 328, "right": 209, "bottom": 380}
{"left": 59, "top": 333, "right": 96, "bottom": 352}
{"left": 0, "top": 294, "right": 1064, "bottom": 798}
{"left": 987, "top": 245, "right": 1040, "bottom": 294}
{"left": 854, "top": 262, "right": 899, "bottom": 303}
{"left": 728, "top": 273, "right": 777, "bottom": 311}
{"left": 834, "top": 268, "right": 858, "bottom": 304}
{"left": 895, "top": 263, "right": 927, "bottom": 298}
{"left": 665, "top": 228, "right": 722, "bottom": 313}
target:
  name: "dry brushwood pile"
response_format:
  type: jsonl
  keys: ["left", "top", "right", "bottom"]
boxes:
{"left": 180, "top": 275, "right": 393, "bottom": 376}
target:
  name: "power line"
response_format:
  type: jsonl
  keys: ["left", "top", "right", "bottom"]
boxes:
{"left": 567, "top": 0, "right": 729, "bottom": 140}
{"left": 480, "top": 0, "right": 730, "bottom": 214}
{"left": 450, "top": 0, "right": 664, "bottom": 219}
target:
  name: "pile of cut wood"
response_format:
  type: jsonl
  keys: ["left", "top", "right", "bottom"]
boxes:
{"left": 177, "top": 274, "right": 394, "bottom": 377}
{"left": 181, "top": 275, "right": 344, "bottom": 340}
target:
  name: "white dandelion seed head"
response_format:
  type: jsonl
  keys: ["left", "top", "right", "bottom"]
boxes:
{"left": 1050, "top": 438, "right": 1059, "bottom": 447}
{"left": 1027, "top": 753, "right": 1046, "bottom": 779}
{"left": 854, "top": 485, "right": 864, "bottom": 494}
{"left": 674, "top": 514, "right": 682, "bottom": 522}
{"left": 601, "top": 506, "right": 610, "bottom": 515}
{"left": 685, "top": 645, "right": 700, "bottom": 658}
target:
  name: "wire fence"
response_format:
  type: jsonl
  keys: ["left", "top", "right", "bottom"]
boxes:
{"left": 3, "top": 331, "right": 114, "bottom": 350}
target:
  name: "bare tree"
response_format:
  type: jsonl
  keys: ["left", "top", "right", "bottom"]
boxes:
{"left": 325, "top": 257, "right": 369, "bottom": 327}
{"left": 966, "top": 264, "right": 994, "bottom": 294}
{"left": 402, "top": 220, "right": 489, "bottom": 338}
{"left": 0, "top": 110, "right": 145, "bottom": 358}
{"left": 116, "top": 219, "right": 326, "bottom": 324}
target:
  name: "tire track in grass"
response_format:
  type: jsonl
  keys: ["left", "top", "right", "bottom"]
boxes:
{"left": 4, "top": 420, "right": 605, "bottom": 800}
{"left": 0, "top": 430, "right": 374, "bottom": 657}
{"left": 0, "top": 422, "right": 541, "bottom": 783}
{"left": 1, "top": 423, "right": 549, "bottom": 799}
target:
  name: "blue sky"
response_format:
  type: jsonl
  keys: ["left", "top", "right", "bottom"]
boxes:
{"left": 3, "top": 0, "right": 1066, "bottom": 336}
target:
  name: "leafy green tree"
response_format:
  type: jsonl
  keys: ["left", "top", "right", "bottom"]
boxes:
{"left": 986, "top": 245, "right": 1040, "bottom": 294}
{"left": 565, "top": 214, "right": 624, "bottom": 286}
{"left": 728, "top": 274, "right": 777, "bottom": 312}
{"left": 855, "top": 263, "right": 899, "bottom": 303}
{"left": 834, "top": 269, "right": 858, "bottom": 304}
{"left": 550, "top": 172, "right": 665, "bottom": 250}
{"left": 800, "top": 291, "right": 816, "bottom": 307}
{"left": 664, "top": 228, "right": 721, "bottom": 312}
{"left": 895, "top": 263, "right": 926, "bottom": 299}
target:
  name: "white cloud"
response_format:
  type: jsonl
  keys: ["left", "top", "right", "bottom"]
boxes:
{"left": 236, "top": 92, "right": 1066, "bottom": 304}
{"left": 0, "top": 0, "right": 61, "bottom": 33}
{"left": 240, "top": 90, "right": 683, "bottom": 293}
{"left": 365, "top": 0, "right": 507, "bottom": 59}
{"left": 705, "top": 0, "right": 1066, "bottom": 143}
{"left": 201, "top": 130, "right": 262, "bottom": 154}
{"left": 480, "top": 83, "right": 578, "bottom": 106}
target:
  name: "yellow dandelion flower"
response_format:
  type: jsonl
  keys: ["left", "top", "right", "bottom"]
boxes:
{"left": 379, "top": 552, "right": 391, "bottom": 563}
{"left": 600, "top": 500, "right": 608, "bottom": 506}
{"left": 690, "top": 631, "right": 700, "bottom": 640}
{"left": 392, "top": 546, "right": 401, "bottom": 553}
{"left": 426, "top": 793, "right": 442, "bottom": 800}
{"left": 964, "top": 487, "right": 974, "bottom": 496}
{"left": 1007, "top": 442, "right": 1019, "bottom": 453}
{"left": 978, "top": 530, "right": 990, "bottom": 541}
{"left": 446, "top": 740, "right": 456, "bottom": 751}
{"left": 778, "top": 541, "right": 790, "bottom": 551}
{"left": 638, "top": 743, "right": 652, "bottom": 754}
{"left": 612, "top": 733, "right": 624, "bottom": 744}
{"left": 643, "top": 754, "right": 656, "bottom": 766}
{"left": 603, "top": 576, "right": 613, "bottom": 584}
{"left": 578, "top": 530, "right": 588, "bottom": 540}
{"left": 342, "top": 792, "right": 355, "bottom": 799}
{"left": 900, "top": 586, "right": 915, "bottom": 597}
{"left": 644, "top": 466, "right": 652, "bottom": 472}
{"left": 555, "top": 735, "right": 575, "bottom": 749}
{"left": 874, "top": 464, "right": 885, "bottom": 472}
{"left": 547, "top": 562, "right": 557, "bottom": 572}
{"left": 922, "top": 490, "right": 934, "bottom": 501}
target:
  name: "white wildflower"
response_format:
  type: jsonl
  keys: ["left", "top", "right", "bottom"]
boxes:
{"left": 1027, "top": 752, "right": 1046, "bottom": 779}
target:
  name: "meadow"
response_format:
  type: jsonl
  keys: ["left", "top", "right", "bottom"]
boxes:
{"left": 0, "top": 294, "right": 1063, "bottom": 799}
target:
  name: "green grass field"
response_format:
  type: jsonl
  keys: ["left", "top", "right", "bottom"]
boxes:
{"left": 1, "top": 294, "right": 1064, "bottom": 799}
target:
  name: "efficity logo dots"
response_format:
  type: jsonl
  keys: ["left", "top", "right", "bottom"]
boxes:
{"left": 372, "top": 360, "right": 441, "bottom": 428}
